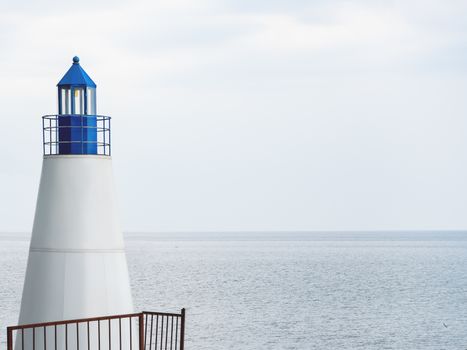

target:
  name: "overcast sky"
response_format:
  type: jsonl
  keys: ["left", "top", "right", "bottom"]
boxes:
{"left": 1, "top": 0, "right": 466, "bottom": 232}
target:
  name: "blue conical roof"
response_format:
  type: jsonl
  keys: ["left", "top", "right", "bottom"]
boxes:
{"left": 57, "top": 56, "right": 96, "bottom": 88}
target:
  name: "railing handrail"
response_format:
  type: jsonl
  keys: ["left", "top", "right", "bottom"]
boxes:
{"left": 42, "top": 114, "right": 111, "bottom": 119}
{"left": 7, "top": 313, "right": 142, "bottom": 331}
{"left": 140, "top": 311, "right": 183, "bottom": 318}
{"left": 43, "top": 141, "right": 111, "bottom": 145}
{"left": 7, "top": 311, "right": 185, "bottom": 331}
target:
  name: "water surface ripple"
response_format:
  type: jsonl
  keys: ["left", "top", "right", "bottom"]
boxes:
{"left": 1, "top": 232, "right": 466, "bottom": 349}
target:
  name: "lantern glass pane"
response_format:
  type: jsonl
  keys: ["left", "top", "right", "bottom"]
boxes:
{"left": 87, "top": 88, "right": 96, "bottom": 115}
{"left": 60, "top": 88, "right": 71, "bottom": 114}
{"left": 73, "top": 88, "right": 84, "bottom": 114}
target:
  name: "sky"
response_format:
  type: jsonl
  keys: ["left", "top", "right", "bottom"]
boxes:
{"left": 0, "top": 0, "right": 466, "bottom": 232}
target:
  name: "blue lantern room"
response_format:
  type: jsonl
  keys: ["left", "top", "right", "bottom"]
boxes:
{"left": 43, "top": 57, "right": 111, "bottom": 156}
{"left": 58, "top": 56, "right": 96, "bottom": 115}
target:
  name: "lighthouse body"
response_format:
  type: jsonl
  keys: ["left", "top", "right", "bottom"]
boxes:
{"left": 18, "top": 58, "right": 133, "bottom": 329}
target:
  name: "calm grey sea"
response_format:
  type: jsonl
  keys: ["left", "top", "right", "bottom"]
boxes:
{"left": 1, "top": 232, "right": 467, "bottom": 349}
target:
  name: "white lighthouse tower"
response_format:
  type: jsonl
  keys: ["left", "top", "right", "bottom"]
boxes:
{"left": 18, "top": 56, "right": 133, "bottom": 326}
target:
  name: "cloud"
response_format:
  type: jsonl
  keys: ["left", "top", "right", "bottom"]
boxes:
{"left": 1, "top": 0, "right": 467, "bottom": 231}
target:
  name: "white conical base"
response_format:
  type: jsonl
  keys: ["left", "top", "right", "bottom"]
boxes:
{"left": 18, "top": 155, "right": 133, "bottom": 325}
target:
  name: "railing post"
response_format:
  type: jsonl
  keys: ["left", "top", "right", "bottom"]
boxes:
{"left": 103, "top": 117, "right": 106, "bottom": 156}
{"left": 108, "top": 117, "right": 111, "bottom": 157}
{"left": 55, "top": 115, "right": 58, "bottom": 155}
{"left": 49, "top": 116, "right": 52, "bottom": 154}
{"left": 179, "top": 309, "right": 185, "bottom": 350}
{"left": 42, "top": 117, "right": 45, "bottom": 155}
{"left": 81, "top": 115, "right": 84, "bottom": 154}
{"left": 139, "top": 313, "right": 145, "bottom": 350}
{"left": 7, "top": 327, "right": 13, "bottom": 350}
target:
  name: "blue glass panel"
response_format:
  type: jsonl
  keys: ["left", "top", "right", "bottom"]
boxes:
{"left": 83, "top": 116, "right": 97, "bottom": 154}
{"left": 58, "top": 115, "right": 97, "bottom": 154}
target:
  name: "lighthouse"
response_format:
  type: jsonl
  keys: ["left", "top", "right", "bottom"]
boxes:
{"left": 18, "top": 57, "right": 133, "bottom": 326}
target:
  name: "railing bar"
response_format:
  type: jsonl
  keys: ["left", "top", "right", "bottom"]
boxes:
{"left": 44, "top": 326, "right": 47, "bottom": 350}
{"left": 144, "top": 314, "right": 148, "bottom": 350}
{"left": 170, "top": 317, "right": 173, "bottom": 350}
{"left": 98, "top": 320, "right": 101, "bottom": 350}
{"left": 49, "top": 118, "right": 51, "bottom": 153}
{"left": 22, "top": 329, "right": 24, "bottom": 350}
{"left": 103, "top": 117, "right": 106, "bottom": 155}
{"left": 174, "top": 318, "right": 178, "bottom": 350}
{"left": 119, "top": 318, "right": 122, "bottom": 350}
{"left": 42, "top": 114, "right": 110, "bottom": 118}
{"left": 154, "top": 316, "right": 159, "bottom": 350}
{"left": 49, "top": 117, "right": 52, "bottom": 155}
{"left": 51, "top": 117, "right": 53, "bottom": 155}
{"left": 129, "top": 317, "right": 133, "bottom": 350}
{"left": 159, "top": 317, "right": 163, "bottom": 350}
{"left": 55, "top": 325, "right": 57, "bottom": 350}
{"left": 65, "top": 324, "right": 68, "bottom": 350}
{"left": 76, "top": 322, "right": 79, "bottom": 350}
{"left": 55, "top": 117, "right": 58, "bottom": 154}
{"left": 42, "top": 125, "right": 103, "bottom": 130}
{"left": 180, "top": 309, "right": 185, "bottom": 350}
{"left": 7, "top": 328, "right": 13, "bottom": 350}
{"left": 141, "top": 312, "right": 183, "bottom": 318}
{"left": 109, "top": 118, "right": 111, "bottom": 156}
{"left": 49, "top": 115, "right": 52, "bottom": 155}
{"left": 33, "top": 327, "right": 35, "bottom": 350}
{"left": 108, "top": 319, "right": 111, "bottom": 350}
{"left": 81, "top": 115, "right": 83, "bottom": 154}
{"left": 138, "top": 314, "right": 144, "bottom": 350}
{"left": 164, "top": 316, "right": 168, "bottom": 350}
{"left": 87, "top": 321, "right": 90, "bottom": 350}
{"left": 42, "top": 141, "right": 110, "bottom": 146}
{"left": 10, "top": 313, "right": 143, "bottom": 330}
{"left": 40, "top": 125, "right": 108, "bottom": 128}
{"left": 42, "top": 118, "right": 45, "bottom": 155}
{"left": 149, "top": 315, "right": 153, "bottom": 350}
{"left": 42, "top": 126, "right": 109, "bottom": 131}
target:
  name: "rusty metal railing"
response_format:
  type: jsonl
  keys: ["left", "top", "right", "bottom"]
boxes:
{"left": 6, "top": 310, "right": 185, "bottom": 350}
{"left": 142, "top": 311, "right": 185, "bottom": 350}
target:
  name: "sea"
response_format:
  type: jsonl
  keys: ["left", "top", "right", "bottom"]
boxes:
{"left": 1, "top": 231, "right": 466, "bottom": 350}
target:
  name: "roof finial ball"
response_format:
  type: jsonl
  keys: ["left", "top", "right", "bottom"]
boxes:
{"left": 73, "top": 56, "right": 80, "bottom": 64}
